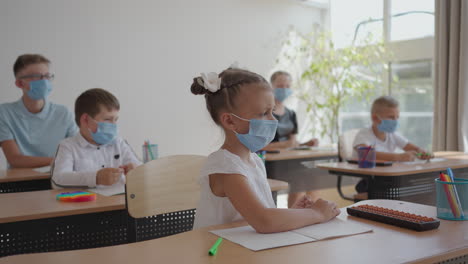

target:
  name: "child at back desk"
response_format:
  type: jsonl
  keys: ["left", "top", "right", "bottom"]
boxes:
{"left": 52, "top": 88, "right": 141, "bottom": 190}
{"left": 191, "top": 67, "right": 340, "bottom": 233}
{"left": 352, "top": 96, "right": 432, "bottom": 193}
{"left": 353, "top": 95, "right": 432, "bottom": 161}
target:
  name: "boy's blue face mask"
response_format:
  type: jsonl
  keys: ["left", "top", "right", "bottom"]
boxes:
{"left": 231, "top": 113, "right": 278, "bottom": 152}
{"left": 377, "top": 117, "right": 399, "bottom": 133}
{"left": 89, "top": 118, "right": 118, "bottom": 145}
{"left": 274, "top": 88, "right": 293, "bottom": 102}
{"left": 27, "top": 79, "right": 52, "bottom": 100}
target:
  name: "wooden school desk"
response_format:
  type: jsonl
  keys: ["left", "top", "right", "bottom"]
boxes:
{"left": 265, "top": 148, "right": 339, "bottom": 193}
{"left": 1, "top": 199, "right": 466, "bottom": 264}
{"left": 0, "top": 168, "right": 51, "bottom": 193}
{"left": 0, "top": 168, "right": 288, "bottom": 195}
{"left": 264, "top": 148, "right": 337, "bottom": 162}
{"left": 0, "top": 189, "right": 128, "bottom": 257}
{"left": 317, "top": 152, "right": 468, "bottom": 205}
{"left": 0, "top": 179, "right": 287, "bottom": 257}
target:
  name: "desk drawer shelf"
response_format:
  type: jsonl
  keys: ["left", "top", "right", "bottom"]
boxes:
{"left": 0, "top": 210, "right": 127, "bottom": 257}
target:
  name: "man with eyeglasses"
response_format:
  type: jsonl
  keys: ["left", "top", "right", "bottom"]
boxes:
{"left": 0, "top": 54, "right": 77, "bottom": 168}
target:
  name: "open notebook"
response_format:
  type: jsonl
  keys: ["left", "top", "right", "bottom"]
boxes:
{"left": 211, "top": 217, "right": 372, "bottom": 251}
{"left": 87, "top": 177, "right": 125, "bottom": 196}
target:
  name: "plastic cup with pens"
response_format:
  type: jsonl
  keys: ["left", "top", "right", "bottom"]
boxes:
{"left": 435, "top": 168, "right": 467, "bottom": 221}
{"left": 142, "top": 140, "right": 158, "bottom": 163}
{"left": 357, "top": 146, "right": 376, "bottom": 168}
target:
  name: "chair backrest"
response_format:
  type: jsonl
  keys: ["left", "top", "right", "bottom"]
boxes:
{"left": 338, "top": 129, "right": 360, "bottom": 161}
{"left": 0, "top": 147, "right": 6, "bottom": 170}
{"left": 126, "top": 155, "right": 206, "bottom": 218}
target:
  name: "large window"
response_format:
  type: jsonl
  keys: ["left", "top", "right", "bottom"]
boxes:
{"left": 331, "top": 0, "right": 434, "bottom": 150}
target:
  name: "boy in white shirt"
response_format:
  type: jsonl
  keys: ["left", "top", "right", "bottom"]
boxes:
{"left": 353, "top": 95, "right": 432, "bottom": 161}
{"left": 352, "top": 96, "right": 432, "bottom": 193}
{"left": 52, "top": 88, "right": 141, "bottom": 189}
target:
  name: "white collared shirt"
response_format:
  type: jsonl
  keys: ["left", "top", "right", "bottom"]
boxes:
{"left": 51, "top": 133, "right": 141, "bottom": 188}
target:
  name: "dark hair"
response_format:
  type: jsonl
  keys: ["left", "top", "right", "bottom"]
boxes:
{"left": 75, "top": 88, "right": 120, "bottom": 126}
{"left": 270, "top": 71, "right": 292, "bottom": 83}
{"left": 13, "top": 54, "right": 51, "bottom": 77}
{"left": 191, "top": 68, "right": 270, "bottom": 125}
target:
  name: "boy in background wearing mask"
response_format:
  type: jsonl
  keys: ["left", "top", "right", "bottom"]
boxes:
{"left": 0, "top": 54, "right": 77, "bottom": 168}
{"left": 51, "top": 88, "right": 140, "bottom": 191}
{"left": 353, "top": 95, "right": 432, "bottom": 161}
{"left": 352, "top": 96, "right": 432, "bottom": 194}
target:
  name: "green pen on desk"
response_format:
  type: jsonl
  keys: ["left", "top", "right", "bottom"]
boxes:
{"left": 416, "top": 152, "right": 432, "bottom": 157}
{"left": 416, "top": 152, "right": 433, "bottom": 163}
{"left": 208, "top": 237, "right": 223, "bottom": 256}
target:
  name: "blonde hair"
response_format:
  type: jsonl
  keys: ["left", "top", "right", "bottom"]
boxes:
{"left": 270, "top": 71, "right": 292, "bottom": 83}
{"left": 371, "top": 96, "right": 399, "bottom": 114}
{"left": 191, "top": 68, "right": 270, "bottom": 125}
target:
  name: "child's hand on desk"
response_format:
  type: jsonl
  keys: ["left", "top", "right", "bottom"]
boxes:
{"left": 398, "top": 151, "right": 417, "bottom": 162}
{"left": 416, "top": 152, "right": 434, "bottom": 160}
{"left": 291, "top": 195, "right": 313, "bottom": 209}
{"left": 119, "top": 163, "right": 137, "bottom": 175}
{"left": 96, "top": 168, "right": 123, "bottom": 185}
{"left": 301, "top": 198, "right": 340, "bottom": 222}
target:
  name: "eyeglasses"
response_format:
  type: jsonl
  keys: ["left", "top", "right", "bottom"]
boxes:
{"left": 18, "top": 73, "right": 55, "bottom": 81}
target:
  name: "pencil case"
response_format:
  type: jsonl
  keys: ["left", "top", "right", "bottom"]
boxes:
{"left": 347, "top": 204, "right": 440, "bottom": 231}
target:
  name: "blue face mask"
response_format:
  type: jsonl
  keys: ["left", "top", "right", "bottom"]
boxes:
{"left": 377, "top": 117, "right": 399, "bottom": 133}
{"left": 27, "top": 79, "right": 52, "bottom": 100}
{"left": 231, "top": 113, "right": 278, "bottom": 152}
{"left": 274, "top": 88, "right": 293, "bottom": 102}
{"left": 89, "top": 119, "right": 118, "bottom": 145}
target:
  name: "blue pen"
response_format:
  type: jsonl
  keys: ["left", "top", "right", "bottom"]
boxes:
{"left": 447, "top": 168, "right": 455, "bottom": 181}
{"left": 446, "top": 168, "right": 465, "bottom": 218}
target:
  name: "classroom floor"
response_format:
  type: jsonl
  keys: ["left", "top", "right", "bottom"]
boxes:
{"left": 277, "top": 185, "right": 356, "bottom": 209}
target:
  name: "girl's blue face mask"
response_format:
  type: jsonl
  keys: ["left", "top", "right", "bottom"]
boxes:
{"left": 89, "top": 118, "right": 118, "bottom": 145}
{"left": 27, "top": 79, "right": 52, "bottom": 100}
{"left": 274, "top": 88, "right": 293, "bottom": 102}
{"left": 377, "top": 116, "right": 399, "bottom": 133}
{"left": 231, "top": 113, "right": 278, "bottom": 153}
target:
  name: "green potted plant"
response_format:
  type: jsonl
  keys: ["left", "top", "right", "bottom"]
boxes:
{"left": 276, "top": 30, "right": 392, "bottom": 143}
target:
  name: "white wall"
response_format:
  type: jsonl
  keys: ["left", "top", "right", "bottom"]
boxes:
{"left": 0, "top": 0, "right": 323, "bottom": 159}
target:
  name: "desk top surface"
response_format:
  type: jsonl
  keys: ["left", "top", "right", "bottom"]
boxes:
{"left": 0, "top": 179, "right": 284, "bottom": 224}
{"left": 1, "top": 199, "right": 466, "bottom": 264}
{"left": 0, "top": 168, "right": 50, "bottom": 183}
{"left": 317, "top": 152, "right": 468, "bottom": 176}
{"left": 0, "top": 189, "right": 125, "bottom": 224}
{"left": 265, "top": 148, "right": 337, "bottom": 161}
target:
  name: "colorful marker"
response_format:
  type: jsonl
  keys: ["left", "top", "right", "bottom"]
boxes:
{"left": 208, "top": 237, "right": 223, "bottom": 256}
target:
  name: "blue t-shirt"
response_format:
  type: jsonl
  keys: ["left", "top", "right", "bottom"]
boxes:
{"left": 0, "top": 99, "right": 78, "bottom": 162}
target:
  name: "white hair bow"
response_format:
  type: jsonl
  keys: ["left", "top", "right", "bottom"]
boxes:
{"left": 230, "top": 61, "right": 248, "bottom": 70}
{"left": 200, "top": 72, "right": 221, "bottom": 93}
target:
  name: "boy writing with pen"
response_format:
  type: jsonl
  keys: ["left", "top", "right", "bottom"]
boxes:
{"left": 51, "top": 88, "right": 141, "bottom": 190}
